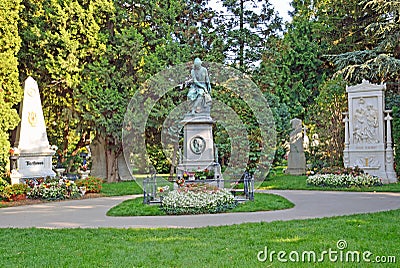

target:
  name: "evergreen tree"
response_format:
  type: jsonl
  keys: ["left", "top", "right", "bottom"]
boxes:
{"left": 330, "top": 0, "right": 400, "bottom": 83}
{"left": 219, "top": 0, "right": 282, "bottom": 70}
{"left": 18, "top": 0, "right": 115, "bottom": 173}
{"left": 0, "top": 0, "right": 23, "bottom": 174}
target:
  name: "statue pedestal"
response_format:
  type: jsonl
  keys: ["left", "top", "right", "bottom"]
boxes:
{"left": 176, "top": 113, "right": 222, "bottom": 185}
{"left": 10, "top": 170, "right": 22, "bottom": 185}
{"left": 17, "top": 150, "right": 56, "bottom": 179}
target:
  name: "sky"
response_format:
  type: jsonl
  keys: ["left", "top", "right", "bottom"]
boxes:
{"left": 210, "top": 0, "right": 293, "bottom": 22}
{"left": 269, "top": 0, "right": 292, "bottom": 22}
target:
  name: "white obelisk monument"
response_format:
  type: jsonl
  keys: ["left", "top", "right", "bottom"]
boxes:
{"left": 12, "top": 77, "right": 55, "bottom": 183}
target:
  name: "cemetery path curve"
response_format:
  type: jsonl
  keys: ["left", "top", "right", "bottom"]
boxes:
{"left": 1, "top": 190, "right": 400, "bottom": 229}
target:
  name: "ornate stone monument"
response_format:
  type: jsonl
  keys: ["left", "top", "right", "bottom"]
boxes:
{"left": 343, "top": 80, "right": 397, "bottom": 183}
{"left": 176, "top": 58, "right": 222, "bottom": 185}
{"left": 12, "top": 77, "right": 56, "bottom": 183}
{"left": 286, "top": 118, "right": 306, "bottom": 175}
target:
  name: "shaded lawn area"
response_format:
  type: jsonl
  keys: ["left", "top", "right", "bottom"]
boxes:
{"left": 106, "top": 193, "right": 295, "bottom": 216}
{"left": 101, "top": 180, "right": 143, "bottom": 196}
{"left": 261, "top": 168, "right": 400, "bottom": 192}
{"left": 0, "top": 209, "right": 398, "bottom": 267}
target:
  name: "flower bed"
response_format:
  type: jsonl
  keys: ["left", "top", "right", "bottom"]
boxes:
{"left": 27, "top": 178, "right": 83, "bottom": 200}
{"left": 75, "top": 177, "right": 103, "bottom": 193}
{"left": 306, "top": 173, "right": 382, "bottom": 188}
{"left": 161, "top": 183, "right": 236, "bottom": 215}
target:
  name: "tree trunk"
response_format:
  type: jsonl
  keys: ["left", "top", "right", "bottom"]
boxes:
{"left": 90, "top": 135, "right": 122, "bottom": 182}
{"left": 169, "top": 144, "right": 178, "bottom": 180}
{"left": 90, "top": 135, "right": 107, "bottom": 179}
{"left": 117, "top": 154, "right": 132, "bottom": 181}
{"left": 106, "top": 148, "right": 119, "bottom": 182}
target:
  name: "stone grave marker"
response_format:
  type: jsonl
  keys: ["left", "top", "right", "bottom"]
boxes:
{"left": 12, "top": 77, "right": 56, "bottom": 183}
{"left": 343, "top": 80, "right": 396, "bottom": 183}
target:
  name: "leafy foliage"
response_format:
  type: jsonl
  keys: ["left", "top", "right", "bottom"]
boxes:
{"left": 27, "top": 178, "right": 82, "bottom": 200}
{"left": 0, "top": 183, "right": 29, "bottom": 201}
{"left": 219, "top": 0, "right": 282, "bottom": 70}
{"left": 307, "top": 77, "right": 347, "bottom": 167}
{"left": 0, "top": 0, "right": 22, "bottom": 174}
{"left": 329, "top": 0, "right": 400, "bottom": 83}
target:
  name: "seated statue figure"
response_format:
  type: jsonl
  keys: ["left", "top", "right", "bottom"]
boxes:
{"left": 187, "top": 58, "right": 211, "bottom": 114}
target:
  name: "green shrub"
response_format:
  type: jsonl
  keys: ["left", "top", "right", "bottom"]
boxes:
{"left": 0, "top": 177, "right": 10, "bottom": 201}
{"left": 75, "top": 176, "right": 103, "bottom": 193}
{"left": 0, "top": 183, "right": 29, "bottom": 201}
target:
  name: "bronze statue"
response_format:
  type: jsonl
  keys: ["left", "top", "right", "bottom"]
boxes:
{"left": 187, "top": 58, "right": 211, "bottom": 114}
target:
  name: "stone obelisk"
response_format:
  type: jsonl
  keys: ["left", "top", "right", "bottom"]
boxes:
{"left": 12, "top": 77, "right": 55, "bottom": 183}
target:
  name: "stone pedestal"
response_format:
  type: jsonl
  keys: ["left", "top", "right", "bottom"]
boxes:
{"left": 344, "top": 80, "right": 397, "bottom": 183}
{"left": 286, "top": 118, "right": 306, "bottom": 175}
{"left": 10, "top": 170, "right": 22, "bottom": 185}
{"left": 176, "top": 113, "right": 222, "bottom": 185}
{"left": 13, "top": 77, "right": 56, "bottom": 182}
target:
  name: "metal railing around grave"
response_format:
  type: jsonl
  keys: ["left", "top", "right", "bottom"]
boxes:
{"left": 227, "top": 171, "right": 254, "bottom": 201}
{"left": 143, "top": 172, "right": 255, "bottom": 204}
{"left": 143, "top": 173, "right": 158, "bottom": 204}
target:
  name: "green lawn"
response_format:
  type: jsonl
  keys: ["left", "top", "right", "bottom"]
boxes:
{"left": 1, "top": 209, "right": 398, "bottom": 267}
{"left": 106, "top": 193, "right": 294, "bottom": 216}
{"left": 101, "top": 180, "right": 143, "bottom": 196}
{"left": 1, "top": 172, "right": 399, "bottom": 267}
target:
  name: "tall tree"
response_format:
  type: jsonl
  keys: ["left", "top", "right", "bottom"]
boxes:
{"left": 0, "top": 0, "right": 23, "bottom": 174}
{"left": 18, "top": 0, "right": 114, "bottom": 172}
{"left": 219, "top": 0, "right": 282, "bottom": 70}
{"left": 261, "top": 0, "right": 325, "bottom": 118}
{"left": 329, "top": 0, "right": 400, "bottom": 84}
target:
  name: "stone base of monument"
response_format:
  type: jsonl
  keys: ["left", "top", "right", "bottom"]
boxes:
{"left": 176, "top": 112, "right": 224, "bottom": 188}
{"left": 176, "top": 163, "right": 223, "bottom": 189}
{"left": 16, "top": 150, "right": 56, "bottom": 179}
{"left": 345, "top": 150, "right": 397, "bottom": 183}
{"left": 10, "top": 170, "right": 23, "bottom": 185}
{"left": 285, "top": 167, "right": 306, "bottom": 176}
{"left": 286, "top": 152, "right": 306, "bottom": 175}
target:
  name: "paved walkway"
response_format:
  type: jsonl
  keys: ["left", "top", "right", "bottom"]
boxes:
{"left": 0, "top": 190, "right": 399, "bottom": 229}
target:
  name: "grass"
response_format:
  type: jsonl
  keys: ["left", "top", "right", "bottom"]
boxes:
{"left": 261, "top": 167, "right": 400, "bottom": 192}
{"left": 107, "top": 197, "right": 165, "bottom": 216}
{"left": 0, "top": 209, "right": 399, "bottom": 267}
{"left": 1, "top": 170, "right": 399, "bottom": 266}
{"left": 106, "top": 193, "right": 295, "bottom": 216}
{"left": 100, "top": 180, "right": 143, "bottom": 196}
